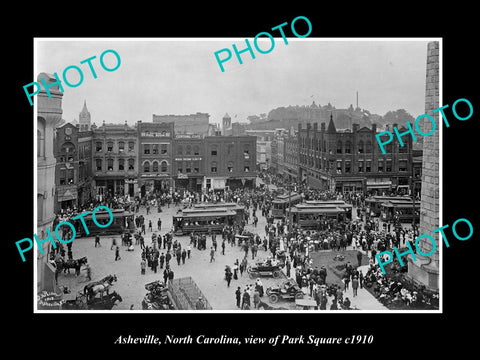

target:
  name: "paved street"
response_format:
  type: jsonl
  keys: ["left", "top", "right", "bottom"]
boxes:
{"left": 56, "top": 188, "right": 390, "bottom": 311}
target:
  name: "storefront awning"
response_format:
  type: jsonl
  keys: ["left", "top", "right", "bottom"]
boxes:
{"left": 366, "top": 181, "right": 392, "bottom": 188}
{"left": 58, "top": 189, "right": 77, "bottom": 201}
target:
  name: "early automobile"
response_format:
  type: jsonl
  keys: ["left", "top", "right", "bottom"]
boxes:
{"left": 266, "top": 279, "right": 305, "bottom": 303}
{"left": 247, "top": 258, "right": 283, "bottom": 279}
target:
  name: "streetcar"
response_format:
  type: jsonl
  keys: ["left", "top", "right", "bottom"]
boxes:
{"left": 172, "top": 208, "right": 237, "bottom": 235}
{"left": 365, "top": 196, "right": 413, "bottom": 217}
{"left": 271, "top": 192, "right": 303, "bottom": 218}
{"left": 379, "top": 200, "right": 420, "bottom": 223}
{"left": 286, "top": 201, "right": 351, "bottom": 230}
{"left": 192, "top": 202, "right": 245, "bottom": 223}
{"left": 74, "top": 208, "right": 135, "bottom": 237}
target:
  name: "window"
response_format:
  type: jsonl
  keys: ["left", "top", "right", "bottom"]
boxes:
{"left": 61, "top": 142, "right": 75, "bottom": 154}
{"left": 37, "top": 121, "right": 45, "bottom": 158}
{"left": 336, "top": 161, "right": 342, "bottom": 174}
{"left": 211, "top": 145, "right": 218, "bottom": 156}
{"left": 211, "top": 161, "right": 217, "bottom": 173}
{"left": 244, "top": 166, "right": 250, "bottom": 172}
{"left": 378, "top": 159, "right": 384, "bottom": 172}
{"left": 186, "top": 145, "right": 191, "bottom": 155}
{"left": 358, "top": 161, "right": 364, "bottom": 173}
{"left": 366, "top": 160, "right": 371, "bottom": 172}
{"left": 59, "top": 169, "right": 66, "bottom": 185}
{"left": 316, "top": 140, "right": 320, "bottom": 151}
{"left": 336, "top": 141, "right": 342, "bottom": 154}
{"left": 152, "top": 161, "right": 159, "bottom": 172}
{"left": 96, "top": 142, "right": 102, "bottom": 152}
{"left": 107, "top": 142, "right": 113, "bottom": 152}
{"left": 118, "top": 141, "right": 125, "bottom": 153}
{"left": 143, "top": 144, "right": 150, "bottom": 155}
{"left": 386, "top": 159, "right": 392, "bottom": 172}
{"left": 152, "top": 144, "right": 159, "bottom": 154}
{"left": 66, "top": 169, "right": 74, "bottom": 184}
{"left": 160, "top": 161, "right": 168, "bottom": 173}
{"left": 345, "top": 161, "right": 351, "bottom": 174}
{"left": 399, "top": 160, "right": 408, "bottom": 172}
{"left": 227, "top": 161, "right": 234, "bottom": 172}
{"left": 194, "top": 146, "right": 200, "bottom": 155}
{"left": 244, "top": 149, "right": 250, "bottom": 159}
{"left": 185, "top": 161, "right": 191, "bottom": 173}
{"left": 128, "top": 142, "right": 134, "bottom": 152}
{"left": 227, "top": 143, "right": 234, "bottom": 155}
{"left": 144, "top": 161, "right": 150, "bottom": 173}
{"left": 107, "top": 159, "right": 114, "bottom": 171}
{"left": 118, "top": 158, "right": 125, "bottom": 171}
{"left": 177, "top": 145, "right": 183, "bottom": 155}
{"left": 366, "top": 140, "right": 372, "bottom": 153}
{"left": 128, "top": 158, "right": 135, "bottom": 170}
{"left": 161, "top": 144, "right": 168, "bottom": 155}
{"left": 386, "top": 143, "right": 393, "bottom": 154}
{"left": 193, "top": 160, "right": 200, "bottom": 173}
{"left": 358, "top": 140, "right": 364, "bottom": 154}
{"left": 96, "top": 159, "right": 102, "bottom": 171}
{"left": 177, "top": 161, "right": 183, "bottom": 173}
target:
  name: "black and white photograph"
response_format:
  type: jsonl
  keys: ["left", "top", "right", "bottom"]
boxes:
{"left": 7, "top": 6, "right": 478, "bottom": 356}
{"left": 33, "top": 38, "right": 441, "bottom": 312}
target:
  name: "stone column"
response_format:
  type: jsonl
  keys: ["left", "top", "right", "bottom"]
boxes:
{"left": 407, "top": 42, "right": 440, "bottom": 290}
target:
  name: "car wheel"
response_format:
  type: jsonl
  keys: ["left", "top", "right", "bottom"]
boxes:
{"left": 269, "top": 294, "right": 279, "bottom": 304}
{"left": 273, "top": 271, "right": 281, "bottom": 278}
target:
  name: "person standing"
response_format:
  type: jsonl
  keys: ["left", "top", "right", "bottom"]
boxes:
{"left": 352, "top": 276, "right": 359, "bottom": 297}
{"left": 159, "top": 252, "right": 165, "bottom": 269}
{"left": 253, "top": 289, "right": 260, "bottom": 309}
{"left": 356, "top": 250, "right": 363, "bottom": 267}
{"left": 157, "top": 218, "right": 162, "bottom": 231}
{"left": 235, "top": 287, "right": 242, "bottom": 308}
{"left": 176, "top": 249, "right": 182, "bottom": 266}
{"left": 141, "top": 258, "right": 146, "bottom": 275}
{"left": 226, "top": 269, "right": 232, "bottom": 287}
{"left": 111, "top": 237, "right": 117, "bottom": 250}
{"left": 187, "top": 245, "right": 191, "bottom": 259}
{"left": 163, "top": 267, "right": 169, "bottom": 285}
{"left": 241, "top": 289, "right": 250, "bottom": 310}
{"left": 343, "top": 272, "right": 350, "bottom": 290}
{"left": 115, "top": 246, "right": 120, "bottom": 261}
{"left": 181, "top": 248, "right": 187, "bottom": 265}
{"left": 221, "top": 240, "right": 226, "bottom": 255}
{"left": 95, "top": 235, "right": 101, "bottom": 247}
{"left": 152, "top": 256, "right": 158, "bottom": 274}
{"left": 148, "top": 220, "right": 153, "bottom": 232}
{"left": 210, "top": 247, "right": 215, "bottom": 263}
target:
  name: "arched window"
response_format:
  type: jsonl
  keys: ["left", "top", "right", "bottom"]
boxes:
{"left": 107, "top": 158, "right": 114, "bottom": 171}
{"left": 211, "top": 161, "right": 217, "bottom": 173}
{"left": 177, "top": 145, "right": 183, "bottom": 155}
{"left": 227, "top": 161, "right": 234, "bottom": 172}
{"left": 160, "top": 161, "right": 168, "bottom": 172}
{"left": 345, "top": 141, "right": 351, "bottom": 154}
{"left": 366, "top": 140, "right": 372, "bottom": 153}
{"left": 358, "top": 140, "right": 364, "bottom": 154}
{"left": 128, "top": 159, "right": 135, "bottom": 170}
{"left": 61, "top": 142, "right": 75, "bottom": 154}
{"left": 336, "top": 140, "right": 342, "bottom": 154}
{"left": 186, "top": 145, "right": 192, "bottom": 155}
{"left": 144, "top": 161, "right": 150, "bottom": 173}
{"left": 152, "top": 161, "right": 159, "bottom": 172}
{"left": 193, "top": 145, "right": 200, "bottom": 155}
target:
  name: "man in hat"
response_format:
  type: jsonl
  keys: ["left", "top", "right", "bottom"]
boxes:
{"left": 196, "top": 297, "right": 205, "bottom": 310}
{"left": 352, "top": 276, "right": 359, "bottom": 297}
{"left": 235, "top": 287, "right": 242, "bottom": 308}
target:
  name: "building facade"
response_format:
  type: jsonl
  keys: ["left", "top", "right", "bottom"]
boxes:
{"left": 37, "top": 72, "right": 63, "bottom": 293}
{"left": 173, "top": 135, "right": 204, "bottom": 193}
{"left": 54, "top": 122, "right": 93, "bottom": 211}
{"left": 92, "top": 121, "right": 138, "bottom": 199}
{"left": 204, "top": 136, "right": 257, "bottom": 190}
{"left": 153, "top": 113, "right": 209, "bottom": 136}
{"left": 297, "top": 115, "right": 416, "bottom": 193}
{"left": 137, "top": 121, "right": 174, "bottom": 197}
{"left": 283, "top": 135, "right": 299, "bottom": 181}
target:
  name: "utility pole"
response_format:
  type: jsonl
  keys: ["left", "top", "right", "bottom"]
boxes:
{"left": 411, "top": 144, "right": 416, "bottom": 235}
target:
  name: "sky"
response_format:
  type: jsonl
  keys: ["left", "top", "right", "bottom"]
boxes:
{"left": 35, "top": 38, "right": 433, "bottom": 127}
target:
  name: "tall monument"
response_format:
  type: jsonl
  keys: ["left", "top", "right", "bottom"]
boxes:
{"left": 407, "top": 41, "right": 440, "bottom": 290}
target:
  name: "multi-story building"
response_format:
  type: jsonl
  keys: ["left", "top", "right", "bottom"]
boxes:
{"left": 37, "top": 72, "right": 63, "bottom": 293}
{"left": 137, "top": 121, "right": 174, "bottom": 197}
{"left": 283, "top": 135, "right": 299, "bottom": 181}
{"left": 92, "top": 121, "right": 138, "bottom": 199}
{"left": 153, "top": 112, "right": 209, "bottom": 136}
{"left": 204, "top": 135, "right": 257, "bottom": 190}
{"left": 53, "top": 122, "right": 93, "bottom": 211}
{"left": 297, "top": 115, "right": 417, "bottom": 193}
{"left": 173, "top": 135, "right": 204, "bottom": 193}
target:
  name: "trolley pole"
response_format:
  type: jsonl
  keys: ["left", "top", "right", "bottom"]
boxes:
{"left": 288, "top": 184, "right": 292, "bottom": 233}
{"left": 411, "top": 149, "right": 416, "bottom": 235}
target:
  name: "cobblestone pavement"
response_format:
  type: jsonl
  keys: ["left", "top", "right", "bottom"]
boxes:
{"left": 56, "top": 190, "right": 391, "bottom": 311}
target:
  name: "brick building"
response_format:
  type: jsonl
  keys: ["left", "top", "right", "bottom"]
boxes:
{"left": 54, "top": 122, "right": 93, "bottom": 211}
{"left": 92, "top": 121, "right": 138, "bottom": 198}
{"left": 137, "top": 121, "right": 174, "bottom": 197}
{"left": 153, "top": 112, "right": 209, "bottom": 136}
{"left": 203, "top": 135, "right": 257, "bottom": 191}
{"left": 173, "top": 135, "right": 204, "bottom": 192}
{"left": 283, "top": 135, "right": 299, "bottom": 181}
{"left": 297, "top": 114, "right": 416, "bottom": 193}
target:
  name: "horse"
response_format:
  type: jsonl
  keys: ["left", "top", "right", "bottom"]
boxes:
{"left": 87, "top": 291, "right": 123, "bottom": 310}
{"left": 84, "top": 274, "right": 117, "bottom": 301}
{"left": 62, "top": 257, "right": 88, "bottom": 276}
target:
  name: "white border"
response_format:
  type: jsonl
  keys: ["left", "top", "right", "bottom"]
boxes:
{"left": 33, "top": 37, "right": 443, "bottom": 314}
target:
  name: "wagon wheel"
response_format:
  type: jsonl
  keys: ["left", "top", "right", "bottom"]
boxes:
{"left": 265, "top": 288, "right": 272, "bottom": 296}
{"left": 273, "top": 270, "right": 282, "bottom": 278}
{"left": 269, "top": 294, "right": 279, "bottom": 304}
{"left": 295, "top": 292, "right": 304, "bottom": 299}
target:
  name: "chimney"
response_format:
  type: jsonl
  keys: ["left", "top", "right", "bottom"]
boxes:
{"left": 371, "top": 123, "right": 377, "bottom": 134}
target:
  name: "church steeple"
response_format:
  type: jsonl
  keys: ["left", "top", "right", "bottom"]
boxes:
{"left": 327, "top": 112, "right": 337, "bottom": 133}
{"left": 78, "top": 100, "right": 91, "bottom": 132}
